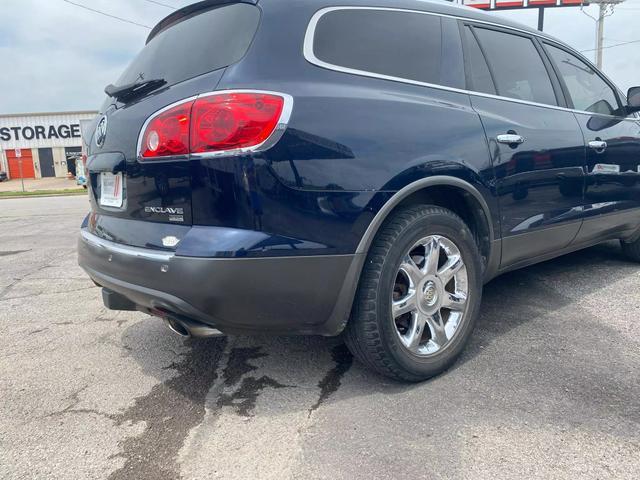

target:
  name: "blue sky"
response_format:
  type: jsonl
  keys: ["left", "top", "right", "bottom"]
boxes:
{"left": 0, "top": 0, "right": 639, "bottom": 114}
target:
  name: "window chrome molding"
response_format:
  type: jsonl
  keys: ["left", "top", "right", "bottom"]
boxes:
{"left": 303, "top": 5, "right": 637, "bottom": 122}
{"left": 136, "top": 89, "right": 294, "bottom": 162}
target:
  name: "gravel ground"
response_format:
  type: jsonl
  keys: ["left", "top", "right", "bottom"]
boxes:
{"left": 1, "top": 195, "right": 638, "bottom": 480}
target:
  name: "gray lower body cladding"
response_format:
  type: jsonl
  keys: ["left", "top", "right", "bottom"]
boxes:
{"left": 78, "top": 230, "right": 364, "bottom": 336}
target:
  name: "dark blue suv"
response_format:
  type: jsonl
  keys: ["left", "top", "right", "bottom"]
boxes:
{"left": 79, "top": 0, "right": 640, "bottom": 381}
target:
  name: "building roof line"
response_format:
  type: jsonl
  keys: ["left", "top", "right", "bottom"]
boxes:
{"left": 0, "top": 110, "right": 99, "bottom": 119}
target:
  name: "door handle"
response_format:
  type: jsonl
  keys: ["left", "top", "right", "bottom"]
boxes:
{"left": 497, "top": 134, "right": 525, "bottom": 145}
{"left": 588, "top": 140, "right": 607, "bottom": 152}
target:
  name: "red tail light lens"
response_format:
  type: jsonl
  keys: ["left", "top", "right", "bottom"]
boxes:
{"left": 141, "top": 102, "right": 191, "bottom": 158}
{"left": 139, "top": 91, "right": 289, "bottom": 160}
{"left": 190, "top": 93, "right": 284, "bottom": 154}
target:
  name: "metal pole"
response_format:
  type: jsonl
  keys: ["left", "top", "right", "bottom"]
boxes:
{"left": 595, "top": 2, "right": 606, "bottom": 69}
{"left": 537, "top": 7, "right": 545, "bottom": 32}
{"left": 19, "top": 157, "right": 25, "bottom": 192}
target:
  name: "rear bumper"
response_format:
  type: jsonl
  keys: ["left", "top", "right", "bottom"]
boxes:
{"left": 78, "top": 229, "right": 364, "bottom": 336}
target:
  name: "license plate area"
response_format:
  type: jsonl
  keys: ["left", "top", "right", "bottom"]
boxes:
{"left": 99, "top": 172, "right": 124, "bottom": 208}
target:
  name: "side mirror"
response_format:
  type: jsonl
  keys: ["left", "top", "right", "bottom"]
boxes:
{"left": 627, "top": 86, "right": 640, "bottom": 113}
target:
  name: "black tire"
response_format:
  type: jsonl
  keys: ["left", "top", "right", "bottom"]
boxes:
{"left": 344, "top": 205, "right": 483, "bottom": 382}
{"left": 621, "top": 237, "right": 640, "bottom": 262}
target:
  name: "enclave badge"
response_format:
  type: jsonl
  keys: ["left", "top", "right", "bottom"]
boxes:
{"left": 144, "top": 206, "right": 185, "bottom": 223}
{"left": 95, "top": 115, "right": 108, "bottom": 148}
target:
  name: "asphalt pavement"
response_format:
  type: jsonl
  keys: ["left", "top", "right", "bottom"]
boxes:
{"left": 1, "top": 195, "right": 638, "bottom": 480}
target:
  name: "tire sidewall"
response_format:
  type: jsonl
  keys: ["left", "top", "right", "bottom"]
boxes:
{"left": 375, "top": 210, "right": 483, "bottom": 377}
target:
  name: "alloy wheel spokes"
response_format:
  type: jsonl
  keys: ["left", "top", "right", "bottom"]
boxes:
{"left": 423, "top": 237, "right": 440, "bottom": 276}
{"left": 391, "top": 234, "right": 469, "bottom": 357}
{"left": 425, "top": 310, "right": 448, "bottom": 347}
{"left": 392, "top": 291, "right": 417, "bottom": 318}
{"left": 441, "top": 291, "right": 467, "bottom": 311}
{"left": 438, "top": 254, "right": 463, "bottom": 285}
{"left": 400, "top": 313, "right": 427, "bottom": 352}
{"left": 399, "top": 254, "right": 424, "bottom": 285}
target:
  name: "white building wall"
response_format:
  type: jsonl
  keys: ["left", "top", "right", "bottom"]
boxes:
{"left": 0, "top": 111, "right": 98, "bottom": 150}
{"left": 52, "top": 147, "right": 68, "bottom": 178}
{"left": 32, "top": 148, "right": 42, "bottom": 179}
{"left": 0, "top": 148, "right": 7, "bottom": 177}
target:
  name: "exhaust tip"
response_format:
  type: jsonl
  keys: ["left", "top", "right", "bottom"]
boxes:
{"left": 163, "top": 317, "right": 190, "bottom": 337}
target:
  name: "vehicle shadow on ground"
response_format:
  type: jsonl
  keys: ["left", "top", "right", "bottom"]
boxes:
{"left": 458, "top": 239, "right": 635, "bottom": 364}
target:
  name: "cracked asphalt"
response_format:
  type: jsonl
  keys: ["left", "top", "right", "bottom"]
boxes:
{"left": 1, "top": 195, "right": 639, "bottom": 480}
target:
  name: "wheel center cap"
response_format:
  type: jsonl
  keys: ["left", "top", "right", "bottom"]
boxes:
{"left": 422, "top": 280, "right": 438, "bottom": 307}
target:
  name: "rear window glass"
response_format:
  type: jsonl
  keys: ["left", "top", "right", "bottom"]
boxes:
{"left": 312, "top": 9, "right": 451, "bottom": 86}
{"left": 114, "top": 3, "right": 260, "bottom": 88}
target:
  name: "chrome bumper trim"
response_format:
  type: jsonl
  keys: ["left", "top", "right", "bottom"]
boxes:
{"left": 80, "top": 229, "right": 174, "bottom": 262}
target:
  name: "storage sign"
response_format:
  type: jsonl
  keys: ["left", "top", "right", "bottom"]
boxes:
{"left": 0, "top": 124, "right": 82, "bottom": 142}
{"left": 0, "top": 112, "right": 98, "bottom": 150}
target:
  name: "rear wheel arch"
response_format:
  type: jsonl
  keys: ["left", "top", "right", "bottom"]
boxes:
{"left": 325, "top": 177, "right": 497, "bottom": 337}
{"left": 356, "top": 176, "right": 495, "bottom": 271}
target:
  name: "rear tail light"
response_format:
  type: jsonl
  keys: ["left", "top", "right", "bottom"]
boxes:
{"left": 141, "top": 102, "right": 190, "bottom": 158}
{"left": 138, "top": 90, "right": 292, "bottom": 160}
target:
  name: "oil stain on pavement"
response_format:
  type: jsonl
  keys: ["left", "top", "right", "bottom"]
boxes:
{"left": 309, "top": 343, "right": 353, "bottom": 415}
{"left": 107, "top": 337, "right": 227, "bottom": 480}
{"left": 218, "top": 347, "right": 290, "bottom": 417}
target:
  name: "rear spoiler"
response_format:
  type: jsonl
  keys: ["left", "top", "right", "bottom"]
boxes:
{"left": 146, "top": 0, "right": 258, "bottom": 44}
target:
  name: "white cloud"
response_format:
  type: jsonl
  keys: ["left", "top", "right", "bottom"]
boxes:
{"left": 0, "top": 0, "right": 192, "bottom": 114}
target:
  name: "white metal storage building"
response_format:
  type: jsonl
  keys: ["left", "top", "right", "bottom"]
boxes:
{"left": 0, "top": 111, "right": 97, "bottom": 180}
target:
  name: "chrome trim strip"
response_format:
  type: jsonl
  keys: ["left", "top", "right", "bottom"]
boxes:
{"left": 136, "top": 89, "right": 294, "bottom": 161}
{"left": 80, "top": 229, "right": 174, "bottom": 262}
{"left": 303, "top": 6, "right": 636, "bottom": 122}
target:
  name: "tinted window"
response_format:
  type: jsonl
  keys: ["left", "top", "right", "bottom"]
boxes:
{"left": 545, "top": 44, "right": 620, "bottom": 115}
{"left": 463, "top": 26, "right": 496, "bottom": 95}
{"left": 474, "top": 28, "right": 557, "bottom": 105}
{"left": 114, "top": 4, "right": 260, "bottom": 88}
{"left": 313, "top": 9, "right": 450, "bottom": 86}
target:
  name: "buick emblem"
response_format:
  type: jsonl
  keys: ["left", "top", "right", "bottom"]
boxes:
{"left": 95, "top": 115, "right": 108, "bottom": 147}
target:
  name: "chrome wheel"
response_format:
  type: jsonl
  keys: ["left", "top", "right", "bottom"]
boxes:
{"left": 391, "top": 235, "right": 469, "bottom": 356}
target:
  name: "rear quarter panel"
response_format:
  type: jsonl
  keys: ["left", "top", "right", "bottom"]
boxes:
{"left": 191, "top": 0, "right": 499, "bottom": 255}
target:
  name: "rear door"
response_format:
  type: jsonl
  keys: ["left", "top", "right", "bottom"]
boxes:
{"left": 7, "top": 149, "right": 35, "bottom": 179}
{"left": 462, "top": 24, "right": 586, "bottom": 268}
{"left": 86, "top": 3, "right": 260, "bottom": 239}
{"left": 542, "top": 42, "right": 640, "bottom": 243}
{"left": 38, "top": 148, "right": 55, "bottom": 177}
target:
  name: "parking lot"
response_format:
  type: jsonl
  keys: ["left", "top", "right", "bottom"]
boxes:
{"left": 1, "top": 195, "right": 639, "bottom": 480}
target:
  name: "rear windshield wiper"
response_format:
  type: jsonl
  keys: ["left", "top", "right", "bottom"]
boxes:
{"left": 104, "top": 78, "right": 167, "bottom": 102}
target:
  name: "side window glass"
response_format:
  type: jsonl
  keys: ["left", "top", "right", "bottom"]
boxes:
{"left": 463, "top": 26, "right": 496, "bottom": 95}
{"left": 545, "top": 44, "right": 620, "bottom": 115}
{"left": 313, "top": 9, "right": 442, "bottom": 84}
{"left": 312, "top": 9, "right": 464, "bottom": 88}
{"left": 473, "top": 28, "right": 558, "bottom": 106}
{"left": 441, "top": 18, "right": 466, "bottom": 89}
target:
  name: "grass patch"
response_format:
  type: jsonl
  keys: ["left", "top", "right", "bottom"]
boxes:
{"left": 0, "top": 188, "right": 87, "bottom": 198}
